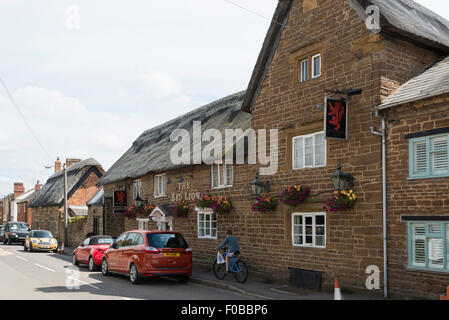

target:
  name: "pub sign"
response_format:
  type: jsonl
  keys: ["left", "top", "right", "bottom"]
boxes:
{"left": 325, "top": 97, "right": 348, "bottom": 140}
{"left": 114, "top": 190, "right": 127, "bottom": 207}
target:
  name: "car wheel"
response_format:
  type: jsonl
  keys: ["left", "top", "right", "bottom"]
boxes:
{"left": 72, "top": 254, "right": 80, "bottom": 267}
{"left": 23, "top": 243, "right": 27, "bottom": 251}
{"left": 129, "top": 263, "right": 141, "bottom": 285}
{"left": 177, "top": 275, "right": 190, "bottom": 284}
{"left": 88, "top": 256, "right": 98, "bottom": 271}
{"left": 101, "top": 258, "right": 111, "bottom": 276}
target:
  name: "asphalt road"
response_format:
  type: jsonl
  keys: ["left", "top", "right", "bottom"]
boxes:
{"left": 0, "top": 244, "right": 256, "bottom": 300}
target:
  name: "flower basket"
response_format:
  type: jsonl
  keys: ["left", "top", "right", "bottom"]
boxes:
{"left": 124, "top": 204, "right": 155, "bottom": 219}
{"left": 196, "top": 193, "right": 216, "bottom": 208}
{"left": 251, "top": 194, "right": 278, "bottom": 213}
{"left": 171, "top": 200, "right": 189, "bottom": 218}
{"left": 323, "top": 190, "right": 356, "bottom": 213}
{"left": 279, "top": 185, "right": 311, "bottom": 207}
{"left": 211, "top": 196, "right": 233, "bottom": 214}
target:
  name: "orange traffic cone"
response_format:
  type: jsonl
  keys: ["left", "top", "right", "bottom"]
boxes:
{"left": 334, "top": 278, "right": 344, "bottom": 300}
{"left": 440, "top": 286, "right": 449, "bottom": 300}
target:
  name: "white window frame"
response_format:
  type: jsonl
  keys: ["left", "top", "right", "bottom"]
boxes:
{"left": 311, "top": 54, "right": 321, "bottom": 79}
{"left": 197, "top": 208, "right": 217, "bottom": 239}
{"left": 137, "top": 218, "right": 149, "bottom": 231}
{"left": 292, "top": 131, "right": 326, "bottom": 170}
{"left": 133, "top": 180, "right": 142, "bottom": 206}
{"left": 211, "top": 164, "right": 233, "bottom": 189}
{"left": 154, "top": 174, "right": 166, "bottom": 198}
{"left": 292, "top": 212, "right": 326, "bottom": 248}
{"left": 300, "top": 58, "right": 309, "bottom": 82}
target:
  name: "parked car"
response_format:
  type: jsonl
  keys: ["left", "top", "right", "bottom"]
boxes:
{"left": 0, "top": 226, "right": 4, "bottom": 243}
{"left": 24, "top": 230, "right": 58, "bottom": 252}
{"left": 72, "top": 235, "right": 114, "bottom": 271}
{"left": 3, "top": 221, "right": 30, "bottom": 245}
{"left": 101, "top": 230, "right": 192, "bottom": 284}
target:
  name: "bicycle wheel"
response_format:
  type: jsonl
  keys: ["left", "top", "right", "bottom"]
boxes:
{"left": 234, "top": 260, "right": 248, "bottom": 283}
{"left": 213, "top": 259, "right": 226, "bottom": 280}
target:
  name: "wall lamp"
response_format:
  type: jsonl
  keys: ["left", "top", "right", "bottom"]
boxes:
{"left": 249, "top": 172, "right": 271, "bottom": 195}
{"left": 330, "top": 162, "right": 354, "bottom": 192}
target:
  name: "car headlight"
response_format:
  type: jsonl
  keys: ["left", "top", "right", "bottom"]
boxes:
{"left": 32, "top": 239, "right": 38, "bottom": 243}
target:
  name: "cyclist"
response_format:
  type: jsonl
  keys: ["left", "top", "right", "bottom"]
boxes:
{"left": 216, "top": 229, "right": 240, "bottom": 272}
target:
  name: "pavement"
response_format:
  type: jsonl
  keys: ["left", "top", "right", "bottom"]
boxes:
{"left": 63, "top": 246, "right": 385, "bottom": 300}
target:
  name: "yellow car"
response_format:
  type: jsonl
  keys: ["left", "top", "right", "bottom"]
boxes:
{"left": 24, "top": 230, "right": 58, "bottom": 253}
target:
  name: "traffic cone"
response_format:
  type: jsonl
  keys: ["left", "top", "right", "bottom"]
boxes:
{"left": 440, "top": 286, "right": 449, "bottom": 300}
{"left": 60, "top": 242, "right": 64, "bottom": 254}
{"left": 334, "top": 278, "right": 344, "bottom": 300}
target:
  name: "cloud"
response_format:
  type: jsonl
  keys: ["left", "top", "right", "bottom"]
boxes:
{"left": 140, "top": 71, "right": 182, "bottom": 99}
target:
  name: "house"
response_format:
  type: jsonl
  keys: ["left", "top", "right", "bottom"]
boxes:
{"left": 375, "top": 56, "right": 449, "bottom": 298}
{"left": 10, "top": 182, "right": 25, "bottom": 222}
{"left": 29, "top": 158, "right": 104, "bottom": 243}
{"left": 99, "top": 0, "right": 449, "bottom": 299}
{"left": 1, "top": 194, "right": 13, "bottom": 224}
{"left": 15, "top": 181, "right": 42, "bottom": 225}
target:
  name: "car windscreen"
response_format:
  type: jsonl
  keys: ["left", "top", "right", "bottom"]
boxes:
{"left": 89, "top": 237, "right": 114, "bottom": 245}
{"left": 147, "top": 233, "right": 188, "bottom": 249}
{"left": 32, "top": 231, "right": 53, "bottom": 238}
{"left": 10, "top": 223, "right": 28, "bottom": 230}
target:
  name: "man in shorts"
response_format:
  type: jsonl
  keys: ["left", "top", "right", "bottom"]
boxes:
{"left": 216, "top": 229, "right": 240, "bottom": 272}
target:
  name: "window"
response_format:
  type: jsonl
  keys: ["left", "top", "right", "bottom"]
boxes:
{"left": 292, "top": 213, "right": 326, "bottom": 248}
{"left": 211, "top": 164, "right": 233, "bottom": 188}
{"left": 198, "top": 209, "right": 217, "bottom": 239}
{"left": 133, "top": 180, "right": 142, "bottom": 205}
{"left": 408, "top": 221, "right": 449, "bottom": 272}
{"left": 292, "top": 131, "right": 326, "bottom": 169}
{"left": 93, "top": 216, "right": 100, "bottom": 235}
{"left": 154, "top": 174, "right": 166, "bottom": 198}
{"left": 300, "top": 59, "right": 309, "bottom": 82}
{"left": 409, "top": 134, "right": 449, "bottom": 179}
{"left": 312, "top": 54, "right": 321, "bottom": 78}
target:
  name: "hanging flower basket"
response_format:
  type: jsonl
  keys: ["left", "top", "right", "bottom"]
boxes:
{"left": 279, "top": 185, "right": 311, "bottom": 207}
{"left": 323, "top": 190, "right": 356, "bottom": 213}
{"left": 124, "top": 204, "right": 155, "bottom": 219}
{"left": 196, "top": 193, "right": 216, "bottom": 208}
{"left": 171, "top": 200, "right": 189, "bottom": 218}
{"left": 251, "top": 194, "right": 278, "bottom": 213}
{"left": 211, "top": 196, "right": 234, "bottom": 214}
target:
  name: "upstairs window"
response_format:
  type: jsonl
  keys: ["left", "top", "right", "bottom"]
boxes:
{"left": 297, "top": 53, "right": 321, "bottom": 83}
{"left": 292, "top": 131, "right": 326, "bottom": 170}
{"left": 312, "top": 54, "right": 321, "bottom": 78}
{"left": 133, "top": 180, "right": 142, "bottom": 205}
{"left": 300, "top": 59, "right": 309, "bottom": 83}
{"left": 154, "top": 174, "right": 166, "bottom": 198}
{"left": 409, "top": 134, "right": 449, "bottom": 179}
{"left": 211, "top": 164, "right": 233, "bottom": 188}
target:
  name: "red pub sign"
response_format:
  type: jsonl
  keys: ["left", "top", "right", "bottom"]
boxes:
{"left": 325, "top": 97, "right": 348, "bottom": 140}
{"left": 114, "top": 190, "right": 127, "bottom": 207}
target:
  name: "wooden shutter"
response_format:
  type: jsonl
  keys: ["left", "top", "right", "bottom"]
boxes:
{"left": 412, "top": 224, "right": 426, "bottom": 267}
{"left": 413, "top": 140, "right": 427, "bottom": 175}
{"left": 431, "top": 136, "right": 448, "bottom": 174}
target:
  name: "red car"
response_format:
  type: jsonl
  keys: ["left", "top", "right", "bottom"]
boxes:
{"left": 101, "top": 230, "right": 192, "bottom": 284}
{"left": 72, "top": 235, "right": 115, "bottom": 271}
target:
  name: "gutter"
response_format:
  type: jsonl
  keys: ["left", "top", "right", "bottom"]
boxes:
{"left": 370, "top": 110, "right": 388, "bottom": 298}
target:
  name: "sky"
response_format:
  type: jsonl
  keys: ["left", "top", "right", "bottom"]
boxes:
{"left": 0, "top": 0, "right": 448, "bottom": 196}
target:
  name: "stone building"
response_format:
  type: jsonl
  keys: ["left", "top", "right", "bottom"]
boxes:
{"left": 98, "top": 0, "right": 449, "bottom": 299}
{"left": 29, "top": 158, "right": 104, "bottom": 243}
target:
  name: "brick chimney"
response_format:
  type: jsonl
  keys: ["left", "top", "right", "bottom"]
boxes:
{"left": 35, "top": 180, "right": 41, "bottom": 191}
{"left": 14, "top": 182, "right": 25, "bottom": 198}
{"left": 66, "top": 158, "right": 81, "bottom": 168}
{"left": 55, "top": 157, "right": 62, "bottom": 173}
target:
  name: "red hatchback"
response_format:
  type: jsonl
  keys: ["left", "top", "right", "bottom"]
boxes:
{"left": 73, "top": 235, "right": 115, "bottom": 271}
{"left": 101, "top": 230, "right": 192, "bottom": 284}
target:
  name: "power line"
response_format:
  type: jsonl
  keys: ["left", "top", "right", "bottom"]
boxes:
{"left": 0, "top": 77, "right": 54, "bottom": 162}
{"left": 221, "top": 0, "right": 285, "bottom": 27}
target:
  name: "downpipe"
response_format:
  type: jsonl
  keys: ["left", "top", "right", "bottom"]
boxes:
{"left": 370, "top": 110, "right": 387, "bottom": 298}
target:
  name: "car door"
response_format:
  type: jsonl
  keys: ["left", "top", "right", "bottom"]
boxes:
{"left": 78, "top": 238, "right": 91, "bottom": 263}
{"left": 108, "top": 233, "right": 127, "bottom": 271}
{"left": 120, "top": 233, "right": 138, "bottom": 272}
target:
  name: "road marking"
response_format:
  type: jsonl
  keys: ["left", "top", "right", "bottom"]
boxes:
{"left": 15, "top": 256, "right": 29, "bottom": 262}
{"left": 66, "top": 276, "right": 100, "bottom": 290}
{"left": 35, "top": 263, "right": 55, "bottom": 272}
{"left": 0, "top": 248, "right": 13, "bottom": 256}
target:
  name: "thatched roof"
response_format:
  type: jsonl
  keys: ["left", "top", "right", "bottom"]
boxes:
{"left": 98, "top": 91, "right": 250, "bottom": 186}
{"left": 29, "top": 158, "right": 104, "bottom": 208}
{"left": 242, "top": 0, "right": 449, "bottom": 113}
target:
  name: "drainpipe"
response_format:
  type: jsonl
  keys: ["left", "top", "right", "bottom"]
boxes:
{"left": 370, "top": 110, "right": 387, "bottom": 298}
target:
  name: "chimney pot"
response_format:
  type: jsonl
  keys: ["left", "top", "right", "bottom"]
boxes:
{"left": 35, "top": 180, "right": 41, "bottom": 191}
{"left": 55, "top": 157, "right": 62, "bottom": 173}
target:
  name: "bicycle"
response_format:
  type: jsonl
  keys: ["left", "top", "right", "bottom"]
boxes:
{"left": 213, "top": 249, "right": 248, "bottom": 283}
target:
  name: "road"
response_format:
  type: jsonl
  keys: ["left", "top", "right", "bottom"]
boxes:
{"left": 0, "top": 244, "right": 256, "bottom": 300}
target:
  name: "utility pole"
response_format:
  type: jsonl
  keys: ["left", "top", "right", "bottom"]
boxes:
{"left": 63, "top": 163, "right": 68, "bottom": 248}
